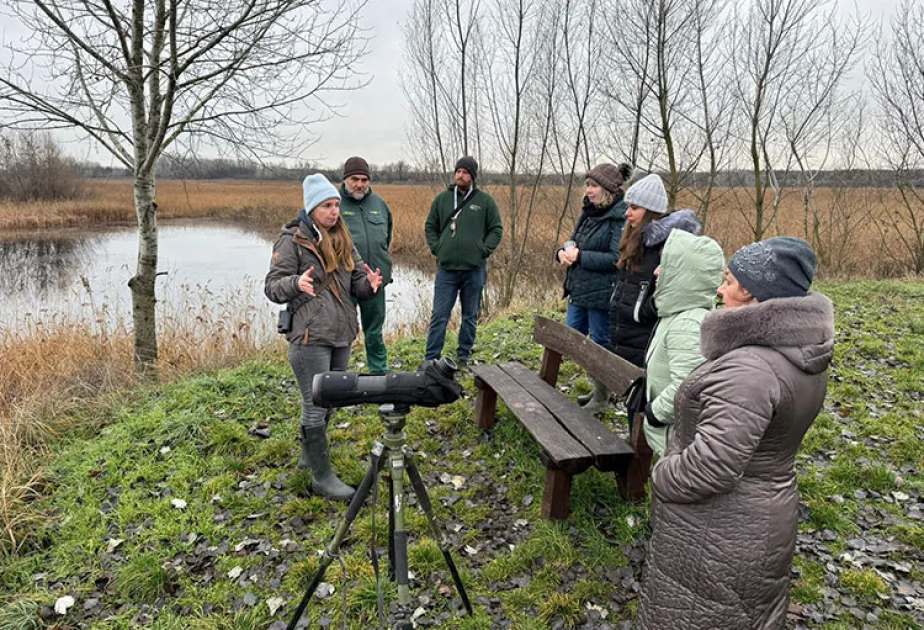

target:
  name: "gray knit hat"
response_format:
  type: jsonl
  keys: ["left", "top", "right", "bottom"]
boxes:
{"left": 624, "top": 173, "right": 668, "bottom": 214}
{"left": 585, "top": 163, "right": 632, "bottom": 194}
{"left": 302, "top": 173, "right": 339, "bottom": 212}
{"left": 728, "top": 236, "right": 817, "bottom": 302}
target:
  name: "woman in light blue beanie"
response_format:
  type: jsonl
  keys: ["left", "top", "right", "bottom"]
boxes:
{"left": 265, "top": 173, "right": 383, "bottom": 501}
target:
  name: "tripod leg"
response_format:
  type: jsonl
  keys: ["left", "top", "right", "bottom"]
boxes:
{"left": 404, "top": 452, "right": 474, "bottom": 616}
{"left": 387, "top": 448, "right": 414, "bottom": 630}
{"left": 286, "top": 444, "right": 384, "bottom": 630}
{"left": 387, "top": 469, "right": 396, "bottom": 581}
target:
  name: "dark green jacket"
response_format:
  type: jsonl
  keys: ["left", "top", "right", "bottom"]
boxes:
{"left": 340, "top": 185, "right": 393, "bottom": 284}
{"left": 424, "top": 185, "right": 503, "bottom": 270}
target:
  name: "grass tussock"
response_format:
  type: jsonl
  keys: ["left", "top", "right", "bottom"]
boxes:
{"left": 0, "top": 282, "right": 279, "bottom": 554}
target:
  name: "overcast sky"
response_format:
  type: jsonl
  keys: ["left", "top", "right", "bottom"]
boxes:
{"left": 1, "top": 0, "right": 900, "bottom": 170}
{"left": 278, "top": 0, "right": 901, "bottom": 169}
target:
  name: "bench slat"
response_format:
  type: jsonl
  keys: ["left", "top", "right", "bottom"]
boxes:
{"left": 533, "top": 316, "right": 644, "bottom": 395}
{"left": 471, "top": 364, "right": 593, "bottom": 474}
{"left": 501, "top": 362, "right": 634, "bottom": 472}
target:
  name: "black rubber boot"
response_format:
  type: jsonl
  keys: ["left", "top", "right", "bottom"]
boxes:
{"left": 299, "top": 425, "right": 355, "bottom": 501}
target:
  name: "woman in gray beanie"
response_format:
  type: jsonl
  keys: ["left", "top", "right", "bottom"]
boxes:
{"left": 638, "top": 236, "right": 835, "bottom": 630}
{"left": 265, "top": 174, "right": 383, "bottom": 501}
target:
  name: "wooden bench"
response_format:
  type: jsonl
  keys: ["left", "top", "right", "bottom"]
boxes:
{"left": 471, "top": 316, "right": 646, "bottom": 520}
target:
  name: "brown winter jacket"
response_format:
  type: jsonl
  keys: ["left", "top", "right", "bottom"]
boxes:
{"left": 264, "top": 219, "right": 375, "bottom": 346}
{"left": 638, "top": 291, "right": 835, "bottom": 630}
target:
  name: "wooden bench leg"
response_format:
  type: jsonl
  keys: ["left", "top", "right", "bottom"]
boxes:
{"left": 616, "top": 414, "right": 653, "bottom": 501}
{"left": 541, "top": 466, "right": 573, "bottom": 520}
{"left": 473, "top": 378, "right": 498, "bottom": 430}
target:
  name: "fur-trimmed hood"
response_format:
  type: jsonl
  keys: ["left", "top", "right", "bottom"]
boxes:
{"left": 700, "top": 291, "right": 834, "bottom": 374}
{"left": 643, "top": 209, "right": 702, "bottom": 248}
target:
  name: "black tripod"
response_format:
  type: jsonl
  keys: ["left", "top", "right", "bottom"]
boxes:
{"left": 286, "top": 403, "right": 473, "bottom": 630}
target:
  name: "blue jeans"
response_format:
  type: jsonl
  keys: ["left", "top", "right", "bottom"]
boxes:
{"left": 424, "top": 267, "right": 487, "bottom": 361}
{"left": 566, "top": 302, "right": 610, "bottom": 347}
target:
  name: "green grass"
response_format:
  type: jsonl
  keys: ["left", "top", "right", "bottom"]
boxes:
{"left": 0, "top": 280, "right": 922, "bottom": 629}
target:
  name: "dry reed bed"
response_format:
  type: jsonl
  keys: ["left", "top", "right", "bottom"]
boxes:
{"left": 1, "top": 179, "right": 912, "bottom": 276}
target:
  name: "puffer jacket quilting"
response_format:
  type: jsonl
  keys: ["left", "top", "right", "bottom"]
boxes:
{"left": 638, "top": 292, "right": 835, "bottom": 630}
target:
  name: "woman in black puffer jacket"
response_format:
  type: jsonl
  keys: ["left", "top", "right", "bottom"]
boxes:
{"left": 605, "top": 175, "right": 701, "bottom": 405}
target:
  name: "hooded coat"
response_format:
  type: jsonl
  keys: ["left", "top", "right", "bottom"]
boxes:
{"left": 638, "top": 291, "right": 835, "bottom": 630}
{"left": 558, "top": 193, "right": 627, "bottom": 310}
{"left": 608, "top": 209, "right": 701, "bottom": 367}
{"left": 643, "top": 230, "right": 724, "bottom": 456}
{"left": 264, "top": 216, "right": 375, "bottom": 346}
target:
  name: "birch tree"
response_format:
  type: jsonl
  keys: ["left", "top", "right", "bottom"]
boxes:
{"left": 0, "top": 0, "right": 366, "bottom": 374}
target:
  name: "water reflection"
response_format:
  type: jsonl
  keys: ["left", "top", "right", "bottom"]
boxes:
{"left": 0, "top": 222, "right": 433, "bottom": 343}
{"left": 0, "top": 236, "right": 99, "bottom": 293}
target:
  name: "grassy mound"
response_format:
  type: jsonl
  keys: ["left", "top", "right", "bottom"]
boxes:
{"left": 1, "top": 282, "right": 922, "bottom": 629}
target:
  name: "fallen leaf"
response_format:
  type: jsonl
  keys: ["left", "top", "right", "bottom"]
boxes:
{"left": 54, "top": 596, "right": 75, "bottom": 615}
{"left": 106, "top": 538, "right": 124, "bottom": 553}
{"left": 267, "top": 596, "right": 285, "bottom": 615}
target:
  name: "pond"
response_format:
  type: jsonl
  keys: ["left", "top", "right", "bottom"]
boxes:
{"left": 0, "top": 221, "right": 434, "bottom": 344}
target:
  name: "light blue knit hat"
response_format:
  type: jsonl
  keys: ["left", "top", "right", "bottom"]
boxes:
{"left": 624, "top": 173, "right": 668, "bottom": 214}
{"left": 302, "top": 173, "right": 339, "bottom": 212}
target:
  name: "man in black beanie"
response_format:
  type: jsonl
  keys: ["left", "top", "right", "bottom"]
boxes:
{"left": 423, "top": 156, "right": 503, "bottom": 367}
{"left": 340, "top": 156, "right": 393, "bottom": 374}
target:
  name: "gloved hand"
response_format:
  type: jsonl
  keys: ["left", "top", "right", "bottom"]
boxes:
{"left": 645, "top": 402, "right": 667, "bottom": 428}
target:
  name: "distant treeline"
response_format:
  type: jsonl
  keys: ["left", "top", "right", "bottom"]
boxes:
{"left": 81, "top": 156, "right": 924, "bottom": 188}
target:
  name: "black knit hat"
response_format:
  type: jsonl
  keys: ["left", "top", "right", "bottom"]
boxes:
{"left": 585, "top": 163, "right": 632, "bottom": 194}
{"left": 728, "top": 236, "right": 817, "bottom": 302}
{"left": 343, "top": 156, "right": 370, "bottom": 179}
{"left": 454, "top": 156, "right": 479, "bottom": 181}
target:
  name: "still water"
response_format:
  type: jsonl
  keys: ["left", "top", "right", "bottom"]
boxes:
{"left": 0, "top": 222, "right": 432, "bottom": 344}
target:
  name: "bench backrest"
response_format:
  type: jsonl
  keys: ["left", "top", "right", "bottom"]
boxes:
{"left": 534, "top": 316, "right": 644, "bottom": 395}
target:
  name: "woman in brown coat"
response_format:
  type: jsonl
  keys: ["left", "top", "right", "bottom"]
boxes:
{"left": 638, "top": 237, "right": 834, "bottom": 629}
{"left": 265, "top": 174, "right": 382, "bottom": 501}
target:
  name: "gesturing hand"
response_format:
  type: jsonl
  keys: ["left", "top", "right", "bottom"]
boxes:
{"left": 364, "top": 263, "right": 383, "bottom": 293}
{"left": 298, "top": 266, "right": 316, "bottom": 296}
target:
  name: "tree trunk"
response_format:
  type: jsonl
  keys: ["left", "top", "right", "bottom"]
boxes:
{"left": 128, "top": 173, "right": 159, "bottom": 377}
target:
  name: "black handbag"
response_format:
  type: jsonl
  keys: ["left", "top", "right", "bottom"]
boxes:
{"left": 623, "top": 376, "right": 647, "bottom": 433}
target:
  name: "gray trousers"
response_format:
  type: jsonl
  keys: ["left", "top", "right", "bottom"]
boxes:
{"left": 288, "top": 343, "right": 351, "bottom": 429}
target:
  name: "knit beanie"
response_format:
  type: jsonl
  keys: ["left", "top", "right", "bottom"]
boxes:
{"left": 728, "top": 236, "right": 817, "bottom": 302}
{"left": 454, "top": 156, "right": 479, "bottom": 180}
{"left": 585, "top": 163, "right": 632, "bottom": 194}
{"left": 343, "top": 156, "right": 370, "bottom": 179}
{"left": 302, "top": 173, "right": 340, "bottom": 213}
{"left": 624, "top": 173, "right": 668, "bottom": 214}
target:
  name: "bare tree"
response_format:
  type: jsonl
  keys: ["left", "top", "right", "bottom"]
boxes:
{"left": 0, "top": 0, "right": 367, "bottom": 374}
{"left": 546, "top": 0, "right": 604, "bottom": 244}
{"left": 480, "top": 0, "right": 553, "bottom": 305}
{"left": 0, "top": 131, "right": 85, "bottom": 201}
{"left": 869, "top": 0, "right": 924, "bottom": 274}
{"left": 402, "top": 0, "right": 483, "bottom": 177}
{"left": 729, "top": 0, "right": 860, "bottom": 242}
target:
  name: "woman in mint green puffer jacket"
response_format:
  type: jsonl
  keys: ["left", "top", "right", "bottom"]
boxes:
{"left": 642, "top": 228, "right": 724, "bottom": 456}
